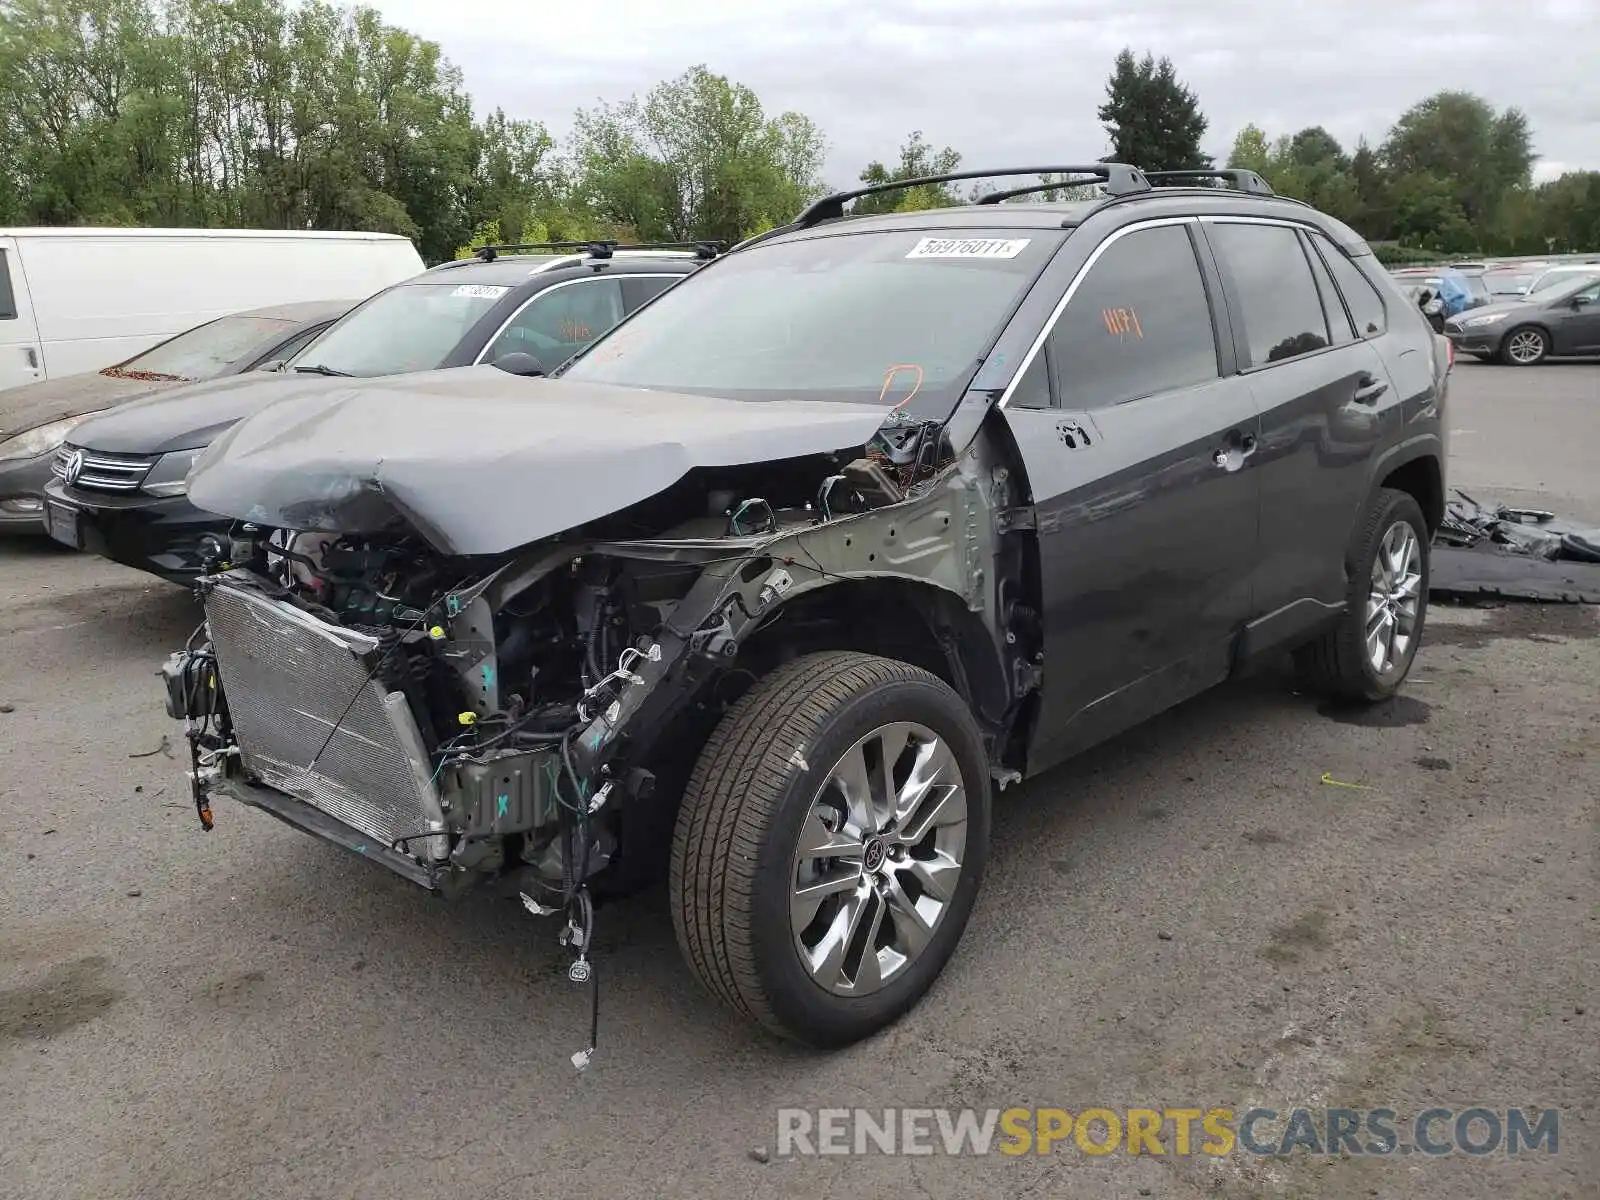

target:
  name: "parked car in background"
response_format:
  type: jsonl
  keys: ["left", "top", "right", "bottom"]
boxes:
{"left": 1443, "top": 273, "right": 1600, "bottom": 364}
{"left": 42, "top": 242, "right": 711, "bottom": 580}
{"left": 0, "top": 301, "right": 351, "bottom": 533}
{"left": 0, "top": 227, "right": 422, "bottom": 392}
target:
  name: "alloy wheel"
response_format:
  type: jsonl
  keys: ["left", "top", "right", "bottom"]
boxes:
{"left": 1506, "top": 329, "right": 1546, "bottom": 364}
{"left": 789, "top": 721, "right": 968, "bottom": 997}
{"left": 1366, "top": 520, "right": 1423, "bottom": 676}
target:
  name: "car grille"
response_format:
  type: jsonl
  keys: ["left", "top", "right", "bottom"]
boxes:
{"left": 52, "top": 445, "right": 157, "bottom": 491}
{"left": 203, "top": 578, "right": 448, "bottom": 861}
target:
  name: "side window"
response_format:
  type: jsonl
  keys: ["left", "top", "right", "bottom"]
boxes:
{"left": 1046, "top": 223, "right": 1220, "bottom": 409}
{"left": 1209, "top": 222, "right": 1330, "bottom": 367}
{"left": 621, "top": 276, "right": 676, "bottom": 311}
{"left": 1301, "top": 232, "right": 1355, "bottom": 344}
{"left": 1571, "top": 281, "right": 1600, "bottom": 304}
{"left": 1008, "top": 347, "right": 1053, "bottom": 409}
{"left": 1311, "top": 234, "right": 1387, "bottom": 338}
{"left": 0, "top": 251, "right": 16, "bottom": 321}
{"left": 485, "top": 278, "right": 625, "bottom": 362}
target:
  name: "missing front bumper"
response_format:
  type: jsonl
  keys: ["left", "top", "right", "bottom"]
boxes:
{"left": 214, "top": 775, "right": 442, "bottom": 890}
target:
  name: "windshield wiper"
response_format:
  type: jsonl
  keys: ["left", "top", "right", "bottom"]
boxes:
{"left": 292, "top": 363, "right": 353, "bottom": 377}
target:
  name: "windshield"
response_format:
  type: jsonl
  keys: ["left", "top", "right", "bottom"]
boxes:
{"left": 1483, "top": 270, "right": 1531, "bottom": 295}
{"left": 106, "top": 314, "right": 294, "bottom": 381}
{"left": 560, "top": 229, "right": 1060, "bottom": 408}
{"left": 1527, "top": 267, "right": 1599, "bottom": 295}
{"left": 291, "top": 282, "right": 507, "bottom": 375}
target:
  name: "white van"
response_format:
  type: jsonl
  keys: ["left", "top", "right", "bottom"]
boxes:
{"left": 0, "top": 228, "right": 424, "bottom": 391}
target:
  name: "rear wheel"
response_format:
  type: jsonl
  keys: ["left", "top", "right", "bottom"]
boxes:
{"left": 670, "top": 650, "right": 990, "bottom": 1047}
{"left": 1295, "top": 488, "right": 1429, "bottom": 702}
{"left": 1500, "top": 325, "right": 1549, "bottom": 365}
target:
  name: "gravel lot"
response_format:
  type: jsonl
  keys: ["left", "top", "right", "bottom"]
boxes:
{"left": 1, "top": 360, "right": 1595, "bottom": 1200}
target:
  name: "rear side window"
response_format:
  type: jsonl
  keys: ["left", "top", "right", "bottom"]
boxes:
{"left": 1311, "top": 234, "right": 1387, "bottom": 338}
{"left": 1302, "top": 232, "right": 1355, "bottom": 344}
{"left": 1209, "top": 222, "right": 1330, "bottom": 367}
{"left": 621, "top": 276, "right": 677, "bottom": 310}
{"left": 1046, "top": 223, "right": 1220, "bottom": 409}
{"left": 0, "top": 251, "right": 15, "bottom": 320}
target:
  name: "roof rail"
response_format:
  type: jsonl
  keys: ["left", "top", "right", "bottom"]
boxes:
{"left": 474, "top": 239, "right": 721, "bottom": 263}
{"left": 1144, "top": 169, "right": 1275, "bottom": 196}
{"left": 974, "top": 174, "right": 1113, "bottom": 204}
{"left": 793, "top": 164, "right": 1151, "bottom": 227}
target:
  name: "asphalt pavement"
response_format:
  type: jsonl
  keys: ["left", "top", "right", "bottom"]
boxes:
{"left": 0, "top": 360, "right": 1595, "bottom": 1200}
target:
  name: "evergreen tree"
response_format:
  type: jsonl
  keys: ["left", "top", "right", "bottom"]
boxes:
{"left": 1097, "top": 49, "right": 1211, "bottom": 171}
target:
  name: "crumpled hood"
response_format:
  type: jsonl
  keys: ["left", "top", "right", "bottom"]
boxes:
{"left": 0, "top": 372, "right": 184, "bottom": 440}
{"left": 64, "top": 371, "right": 346, "bottom": 456}
{"left": 188, "top": 366, "right": 895, "bottom": 555}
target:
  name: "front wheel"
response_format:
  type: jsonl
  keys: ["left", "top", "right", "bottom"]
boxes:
{"left": 670, "top": 650, "right": 991, "bottom": 1047}
{"left": 1295, "top": 488, "right": 1430, "bottom": 702}
{"left": 1500, "top": 325, "right": 1549, "bottom": 365}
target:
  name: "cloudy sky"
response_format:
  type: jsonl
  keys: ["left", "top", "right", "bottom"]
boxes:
{"left": 376, "top": 0, "right": 1597, "bottom": 187}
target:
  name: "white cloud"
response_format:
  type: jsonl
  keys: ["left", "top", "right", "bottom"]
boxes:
{"left": 373, "top": 0, "right": 1600, "bottom": 187}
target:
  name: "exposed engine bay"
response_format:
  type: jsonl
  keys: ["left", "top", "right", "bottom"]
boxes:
{"left": 165, "top": 415, "right": 1030, "bottom": 884}
{"left": 160, "top": 411, "right": 1037, "bottom": 1065}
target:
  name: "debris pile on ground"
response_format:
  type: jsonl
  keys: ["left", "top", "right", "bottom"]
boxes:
{"left": 1431, "top": 491, "right": 1600, "bottom": 603}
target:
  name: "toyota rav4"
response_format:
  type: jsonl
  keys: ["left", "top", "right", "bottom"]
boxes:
{"left": 160, "top": 166, "right": 1449, "bottom": 1055}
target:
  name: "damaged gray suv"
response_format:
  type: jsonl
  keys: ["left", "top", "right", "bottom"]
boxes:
{"left": 162, "top": 166, "right": 1449, "bottom": 1053}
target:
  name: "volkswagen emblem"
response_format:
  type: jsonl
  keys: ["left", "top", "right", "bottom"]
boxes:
{"left": 61, "top": 448, "right": 85, "bottom": 486}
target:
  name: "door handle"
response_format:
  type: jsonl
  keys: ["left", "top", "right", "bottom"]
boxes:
{"left": 1353, "top": 373, "right": 1388, "bottom": 405}
{"left": 1212, "top": 432, "right": 1257, "bottom": 470}
{"left": 24, "top": 347, "right": 38, "bottom": 370}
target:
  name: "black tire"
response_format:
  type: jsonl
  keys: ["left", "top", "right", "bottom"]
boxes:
{"left": 1295, "top": 488, "right": 1430, "bottom": 702}
{"left": 669, "top": 650, "right": 990, "bottom": 1047}
{"left": 1498, "top": 324, "right": 1549, "bottom": 366}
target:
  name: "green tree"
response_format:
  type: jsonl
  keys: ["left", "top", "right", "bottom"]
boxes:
{"left": 1097, "top": 48, "right": 1210, "bottom": 171}
{"left": 1391, "top": 171, "right": 1474, "bottom": 251}
{"left": 853, "top": 130, "right": 961, "bottom": 213}
{"left": 1227, "top": 124, "right": 1272, "bottom": 175}
{"left": 570, "top": 64, "right": 825, "bottom": 244}
{"left": 1380, "top": 91, "right": 1533, "bottom": 226}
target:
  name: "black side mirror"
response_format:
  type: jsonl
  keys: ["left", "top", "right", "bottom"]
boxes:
{"left": 491, "top": 351, "right": 547, "bottom": 377}
{"left": 1572, "top": 295, "right": 1592, "bottom": 308}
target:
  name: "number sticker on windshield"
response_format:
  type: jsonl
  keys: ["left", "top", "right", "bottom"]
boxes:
{"left": 905, "top": 237, "right": 1031, "bottom": 260}
{"left": 451, "top": 284, "right": 510, "bottom": 299}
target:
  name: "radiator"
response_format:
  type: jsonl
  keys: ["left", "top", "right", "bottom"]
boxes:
{"left": 203, "top": 578, "right": 448, "bottom": 861}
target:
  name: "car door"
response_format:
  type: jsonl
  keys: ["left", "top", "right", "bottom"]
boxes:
{"left": 1203, "top": 220, "right": 1395, "bottom": 635}
{"left": 0, "top": 239, "right": 43, "bottom": 390}
{"left": 1000, "top": 219, "right": 1262, "bottom": 771}
{"left": 476, "top": 277, "right": 627, "bottom": 368}
{"left": 1543, "top": 280, "right": 1600, "bottom": 354}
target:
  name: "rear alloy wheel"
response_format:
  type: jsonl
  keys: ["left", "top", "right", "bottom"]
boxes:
{"left": 670, "top": 651, "right": 990, "bottom": 1047}
{"left": 1295, "top": 488, "right": 1430, "bottom": 702}
{"left": 1501, "top": 326, "right": 1549, "bottom": 365}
